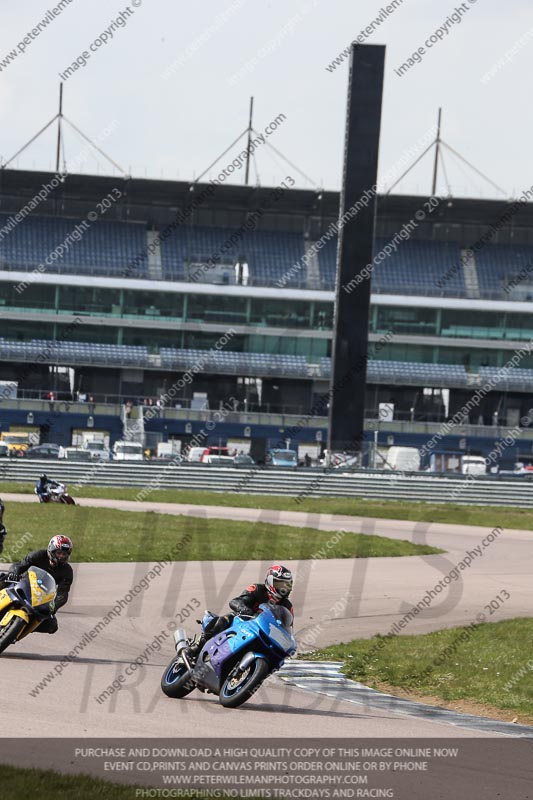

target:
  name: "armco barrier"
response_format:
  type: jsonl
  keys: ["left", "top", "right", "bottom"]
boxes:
{"left": 1, "top": 459, "right": 533, "bottom": 507}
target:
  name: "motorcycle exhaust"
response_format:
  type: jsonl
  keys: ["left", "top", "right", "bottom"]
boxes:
{"left": 174, "top": 629, "right": 188, "bottom": 655}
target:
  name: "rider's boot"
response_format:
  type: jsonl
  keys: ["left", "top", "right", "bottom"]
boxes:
{"left": 186, "top": 632, "right": 207, "bottom": 659}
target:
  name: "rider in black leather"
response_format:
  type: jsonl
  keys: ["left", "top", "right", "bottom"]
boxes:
{"left": 187, "top": 565, "right": 294, "bottom": 657}
{"left": 0, "top": 498, "right": 6, "bottom": 555}
{"left": 0, "top": 536, "right": 74, "bottom": 634}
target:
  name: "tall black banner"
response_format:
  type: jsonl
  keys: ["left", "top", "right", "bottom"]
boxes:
{"left": 328, "top": 43, "right": 385, "bottom": 455}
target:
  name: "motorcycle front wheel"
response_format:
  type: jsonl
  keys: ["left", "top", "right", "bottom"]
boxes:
{"left": 61, "top": 496, "right": 76, "bottom": 505}
{"left": 219, "top": 657, "right": 270, "bottom": 708}
{"left": 0, "top": 616, "right": 27, "bottom": 654}
{"left": 161, "top": 657, "right": 196, "bottom": 698}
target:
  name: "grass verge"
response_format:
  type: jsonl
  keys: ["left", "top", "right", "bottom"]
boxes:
{"left": 1, "top": 765, "right": 255, "bottom": 799}
{"left": 0, "top": 765, "right": 144, "bottom": 799}
{"left": 2, "top": 481, "right": 533, "bottom": 531}
{"left": 0, "top": 502, "right": 442, "bottom": 563}
{"left": 306, "top": 618, "right": 533, "bottom": 724}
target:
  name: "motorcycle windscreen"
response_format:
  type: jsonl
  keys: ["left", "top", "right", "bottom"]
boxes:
{"left": 268, "top": 604, "right": 294, "bottom": 632}
{"left": 258, "top": 603, "right": 293, "bottom": 632}
{"left": 26, "top": 567, "right": 57, "bottom": 610}
{"left": 257, "top": 603, "right": 296, "bottom": 655}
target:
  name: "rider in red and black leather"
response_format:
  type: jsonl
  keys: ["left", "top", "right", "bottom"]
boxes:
{"left": 0, "top": 535, "right": 74, "bottom": 634}
{"left": 187, "top": 565, "right": 294, "bottom": 658}
{"left": 230, "top": 567, "right": 294, "bottom": 617}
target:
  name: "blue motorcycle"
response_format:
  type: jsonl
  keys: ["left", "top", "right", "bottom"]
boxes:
{"left": 161, "top": 603, "right": 296, "bottom": 708}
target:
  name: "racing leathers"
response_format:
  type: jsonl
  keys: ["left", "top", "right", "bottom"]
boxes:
{"left": 1, "top": 549, "right": 73, "bottom": 633}
{"left": 0, "top": 498, "right": 6, "bottom": 554}
{"left": 187, "top": 582, "right": 293, "bottom": 657}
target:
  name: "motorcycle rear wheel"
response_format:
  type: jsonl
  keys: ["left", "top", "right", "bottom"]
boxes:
{"left": 161, "top": 657, "right": 196, "bottom": 698}
{"left": 0, "top": 616, "right": 27, "bottom": 654}
{"left": 219, "top": 657, "right": 269, "bottom": 708}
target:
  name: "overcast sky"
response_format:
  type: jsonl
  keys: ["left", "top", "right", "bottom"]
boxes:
{"left": 0, "top": 0, "right": 531, "bottom": 199}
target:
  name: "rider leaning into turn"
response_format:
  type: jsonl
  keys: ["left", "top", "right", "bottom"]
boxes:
{"left": 187, "top": 564, "right": 294, "bottom": 658}
{"left": 0, "top": 535, "right": 74, "bottom": 634}
{"left": 35, "top": 473, "right": 59, "bottom": 502}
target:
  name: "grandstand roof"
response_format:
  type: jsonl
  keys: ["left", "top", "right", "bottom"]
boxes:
{"left": 2, "top": 168, "right": 533, "bottom": 239}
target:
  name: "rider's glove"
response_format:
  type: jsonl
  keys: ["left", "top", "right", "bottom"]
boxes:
{"left": 7, "top": 571, "right": 19, "bottom": 582}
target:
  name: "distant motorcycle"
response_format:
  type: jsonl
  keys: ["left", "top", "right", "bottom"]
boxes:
{"left": 0, "top": 567, "right": 57, "bottom": 653}
{"left": 35, "top": 482, "right": 76, "bottom": 505}
{"left": 161, "top": 603, "right": 296, "bottom": 709}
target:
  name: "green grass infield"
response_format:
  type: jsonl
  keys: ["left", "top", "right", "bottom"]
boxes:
{"left": 0, "top": 502, "right": 442, "bottom": 563}
{"left": 306, "top": 618, "right": 533, "bottom": 723}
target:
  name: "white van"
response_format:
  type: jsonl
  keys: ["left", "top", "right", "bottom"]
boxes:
{"left": 83, "top": 440, "right": 112, "bottom": 461}
{"left": 384, "top": 446, "right": 421, "bottom": 472}
{"left": 113, "top": 441, "right": 144, "bottom": 461}
{"left": 461, "top": 455, "right": 487, "bottom": 475}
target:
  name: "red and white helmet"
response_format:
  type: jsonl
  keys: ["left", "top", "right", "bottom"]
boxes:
{"left": 47, "top": 535, "right": 73, "bottom": 566}
{"left": 265, "top": 564, "right": 293, "bottom": 602}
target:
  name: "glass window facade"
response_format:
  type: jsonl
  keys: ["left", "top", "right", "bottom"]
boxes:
{"left": 122, "top": 290, "right": 184, "bottom": 319}
{"left": 3, "top": 276, "right": 533, "bottom": 368}
{"left": 249, "top": 298, "right": 311, "bottom": 328}
{"left": 187, "top": 294, "right": 247, "bottom": 325}
{"left": 0, "top": 283, "right": 55, "bottom": 310}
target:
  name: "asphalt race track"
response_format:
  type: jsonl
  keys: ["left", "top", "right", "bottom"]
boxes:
{"left": 0, "top": 494, "right": 531, "bottom": 795}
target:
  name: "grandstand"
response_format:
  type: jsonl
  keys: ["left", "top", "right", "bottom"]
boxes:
{"left": 1, "top": 168, "right": 533, "bottom": 465}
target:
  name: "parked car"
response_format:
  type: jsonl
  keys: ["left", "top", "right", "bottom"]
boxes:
{"left": 333, "top": 455, "right": 359, "bottom": 471}
{"left": 185, "top": 447, "right": 208, "bottom": 463}
{"left": 266, "top": 449, "right": 298, "bottom": 469}
{"left": 185, "top": 446, "right": 231, "bottom": 463}
{"left": 203, "top": 455, "right": 235, "bottom": 465}
{"left": 24, "top": 444, "right": 61, "bottom": 459}
{"left": 59, "top": 447, "right": 93, "bottom": 461}
{"left": 233, "top": 453, "right": 255, "bottom": 467}
{"left": 461, "top": 455, "right": 487, "bottom": 476}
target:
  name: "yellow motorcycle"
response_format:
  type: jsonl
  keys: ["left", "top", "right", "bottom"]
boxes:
{"left": 0, "top": 567, "right": 57, "bottom": 653}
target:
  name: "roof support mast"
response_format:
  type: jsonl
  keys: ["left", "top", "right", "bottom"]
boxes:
{"left": 55, "top": 83, "right": 63, "bottom": 173}
{"left": 245, "top": 96, "right": 254, "bottom": 186}
{"left": 431, "top": 107, "right": 441, "bottom": 196}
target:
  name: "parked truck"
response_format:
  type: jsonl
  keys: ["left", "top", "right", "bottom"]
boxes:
{"left": 384, "top": 446, "right": 421, "bottom": 472}
{"left": 0, "top": 431, "right": 32, "bottom": 457}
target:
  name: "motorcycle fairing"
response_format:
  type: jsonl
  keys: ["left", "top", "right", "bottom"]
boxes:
{"left": 0, "top": 608, "right": 30, "bottom": 627}
{"left": 0, "top": 588, "right": 14, "bottom": 612}
{"left": 201, "top": 605, "right": 296, "bottom": 679}
{"left": 27, "top": 568, "right": 56, "bottom": 608}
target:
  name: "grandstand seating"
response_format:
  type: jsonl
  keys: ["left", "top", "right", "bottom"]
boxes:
{"left": 2, "top": 212, "right": 533, "bottom": 300}
{"left": 0, "top": 334, "right": 529, "bottom": 391}
{"left": 160, "top": 347, "right": 309, "bottom": 377}
{"left": 319, "top": 357, "right": 469, "bottom": 386}
{"left": 475, "top": 244, "right": 533, "bottom": 298}
{"left": 0, "top": 215, "right": 148, "bottom": 277}
{"left": 0, "top": 338, "right": 148, "bottom": 366}
{"left": 319, "top": 237, "right": 467, "bottom": 296}
{"left": 478, "top": 366, "right": 533, "bottom": 392}
{"left": 160, "top": 225, "right": 305, "bottom": 286}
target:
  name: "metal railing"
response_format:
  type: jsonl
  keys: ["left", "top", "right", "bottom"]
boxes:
{"left": 1, "top": 459, "right": 533, "bottom": 507}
